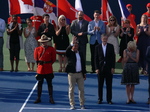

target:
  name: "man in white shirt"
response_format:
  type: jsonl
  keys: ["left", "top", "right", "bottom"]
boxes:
{"left": 95, "top": 34, "right": 115, "bottom": 104}
{"left": 0, "top": 18, "right": 5, "bottom": 71}
{"left": 65, "top": 37, "right": 86, "bottom": 110}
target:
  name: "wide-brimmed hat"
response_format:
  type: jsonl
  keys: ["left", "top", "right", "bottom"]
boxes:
{"left": 38, "top": 34, "right": 51, "bottom": 42}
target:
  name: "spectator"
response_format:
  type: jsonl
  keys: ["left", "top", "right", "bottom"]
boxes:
{"left": 126, "top": 4, "right": 136, "bottom": 21}
{"left": 145, "top": 46, "right": 150, "bottom": 104}
{"left": 71, "top": 11, "right": 89, "bottom": 63}
{"left": 106, "top": 16, "right": 120, "bottom": 55}
{"left": 95, "top": 34, "right": 115, "bottom": 104}
{"left": 23, "top": 18, "right": 38, "bottom": 71}
{"left": 143, "top": 3, "right": 150, "bottom": 24}
{"left": 34, "top": 34, "right": 56, "bottom": 104}
{"left": 121, "top": 41, "right": 139, "bottom": 104}
{"left": 88, "top": 10, "right": 105, "bottom": 73}
{"left": 6, "top": 15, "right": 23, "bottom": 72}
{"left": 65, "top": 36, "right": 86, "bottom": 110}
{"left": 38, "top": 14, "right": 55, "bottom": 46}
{"left": 54, "top": 15, "right": 70, "bottom": 72}
{"left": 119, "top": 19, "right": 134, "bottom": 67}
{"left": 136, "top": 15, "right": 150, "bottom": 74}
{"left": 0, "top": 17, "right": 5, "bottom": 71}
{"left": 30, "top": 15, "right": 43, "bottom": 44}
{"left": 126, "top": 4, "right": 137, "bottom": 41}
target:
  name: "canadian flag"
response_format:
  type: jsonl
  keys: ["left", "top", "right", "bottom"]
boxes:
{"left": 57, "top": 0, "right": 92, "bottom": 22}
{"left": 8, "top": 0, "right": 34, "bottom": 15}
{"left": 101, "top": 0, "right": 113, "bottom": 22}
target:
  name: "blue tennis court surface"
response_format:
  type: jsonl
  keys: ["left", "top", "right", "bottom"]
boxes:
{"left": 0, "top": 71, "right": 150, "bottom": 112}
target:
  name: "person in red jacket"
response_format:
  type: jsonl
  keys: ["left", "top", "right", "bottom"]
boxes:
{"left": 34, "top": 34, "right": 56, "bottom": 104}
{"left": 30, "top": 15, "right": 43, "bottom": 42}
{"left": 143, "top": 3, "right": 150, "bottom": 24}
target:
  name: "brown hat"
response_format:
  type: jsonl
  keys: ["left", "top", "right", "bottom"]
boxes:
{"left": 38, "top": 34, "right": 51, "bottom": 42}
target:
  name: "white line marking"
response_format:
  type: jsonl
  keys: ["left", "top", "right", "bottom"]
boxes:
{"left": 19, "top": 81, "right": 38, "bottom": 112}
{"left": 23, "top": 107, "right": 149, "bottom": 111}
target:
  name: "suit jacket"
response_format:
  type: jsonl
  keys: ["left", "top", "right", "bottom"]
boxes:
{"left": 88, "top": 20, "right": 105, "bottom": 45}
{"left": 65, "top": 45, "right": 86, "bottom": 77}
{"left": 146, "top": 46, "right": 150, "bottom": 74}
{"left": 71, "top": 19, "right": 89, "bottom": 44}
{"left": 95, "top": 43, "right": 115, "bottom": 72}
{"left": 38, "top": 23, "right": 56, "bottom": 39}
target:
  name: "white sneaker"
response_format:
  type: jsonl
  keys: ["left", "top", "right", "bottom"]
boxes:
{"left": 70, "top": 105, "right": 75, "bottom": 110}
{"left": 80, "top": 105, "right": 85, "bottom": 109}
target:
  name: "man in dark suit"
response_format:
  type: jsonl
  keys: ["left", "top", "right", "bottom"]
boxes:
{"left": 95, "top": 34, "right": 115, "bottom": 104}
{"left": 145, "top": 46, "right": 150, "bottom": 104}
{"left": 71, "top": 11, "right": 89, "bottom": 62}
{"left": 66, "top": 37, "right": 86, "bottom": 110}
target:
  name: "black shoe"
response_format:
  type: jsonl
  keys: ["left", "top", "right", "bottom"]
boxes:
{"left": 130, "top": 100, "right": 136, "bottom": 104}
{"left": 49, "top": 98, "right": 55, "bottom": 104}
{"left": 90, "top": 71, "right": 96, "bottom": 73}
{"left": 34, "top": 98, "right": 41, "bottom": 103}
{"left": 126, "top": 101, "right": 130, "bottom": 104}
{"left": 108, "top": 101, "right": 113, "bottom": 104}
{"left": 97, "top": 100, "right": 102, "bottom": 104}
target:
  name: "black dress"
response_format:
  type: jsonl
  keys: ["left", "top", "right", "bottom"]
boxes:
{"left": 119, "top": 27, "right": 134, "bottom": 57}
{"left": 54, "top": 26, "right": 69, "bottom": 55}
{"left": 121, "top": 49, "right": 139, "bottom": 85}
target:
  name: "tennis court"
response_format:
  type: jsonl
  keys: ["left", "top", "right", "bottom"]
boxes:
{"left": 0, "top": 71, "right": 149, "bottom": 112}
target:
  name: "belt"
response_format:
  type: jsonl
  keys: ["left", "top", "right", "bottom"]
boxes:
{"left": 37, "top": 61, "right": 52, "bottom": 65}
{"left": 75, "top": 71, "right": 82, "bottom": 73}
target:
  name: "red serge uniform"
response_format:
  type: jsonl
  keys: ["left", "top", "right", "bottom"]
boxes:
{"left": 34, "top": 46, "right": 56, "bottom": 74}
{"left": 143, "top": 12, "right": 150, "bottom": 24}
{"left": 8, "top": 16, "right": 21, "bottom": 24}
{"left": 30, "top": 16, "right": 43, "bottom": 40}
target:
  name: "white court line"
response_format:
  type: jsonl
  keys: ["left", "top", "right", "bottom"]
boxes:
{"left": 23, "top": 107, "right": 149, "bottom": 111}
{"left": 19, "top": 81, "right": 38, "bottom": 112}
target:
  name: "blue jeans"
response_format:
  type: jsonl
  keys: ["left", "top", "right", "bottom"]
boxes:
{"left": 0, "top": 38, "right": 4, "bottom": 68}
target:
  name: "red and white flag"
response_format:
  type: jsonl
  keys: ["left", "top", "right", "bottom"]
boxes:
{"left": 75, "top": 0, "right": 83, "bottom": 11}
{"left": 101, "top": 0, "right": 113, "bottom": 22}
{"left": 8, "top": 0, "right": 57, "bottom": 25}
{"left": 57, "top": 0, "right": 92, "bottom": 22}
{"left": 8, "top": 0, "right": 34, "bottom": 15}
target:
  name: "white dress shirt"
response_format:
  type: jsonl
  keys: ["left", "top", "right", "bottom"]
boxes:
{"left": 102, "top": 43, "right": 107, "bottom": 57}
{"left": 0, "top": 18, "right": 5, "bottom": 37}
{"left": 75, "top": 51, "right": 82, "bottom": 72}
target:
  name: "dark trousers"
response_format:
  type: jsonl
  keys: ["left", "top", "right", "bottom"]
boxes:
{"left": 9, "top": 43, "right": 20, "bottom": 60}
{"left": 90, "top": 41, "right": 98, "bottom": 72}
{"left": 37, "top": 74, "right": 54, "bottom": 88}
{"left": 78, "top": 43, "right": 87, "bottom": 63}
{"left": 97, "top": 66, "right": 113, "bottom": 102}
{"left": 147, "top": 64, "right": 150, "bottom": 100}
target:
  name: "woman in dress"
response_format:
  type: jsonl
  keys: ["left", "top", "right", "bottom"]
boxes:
{"left": 54, "top": 15, "right": 70, "bottom": 72}
{"left": 24, "top": 18, "right": 38, "bottom": 71}
{"left": 119, "top": 19, "right": 134, "bottom": 67}
{"left": 6, "top": 15, "right": 23, "bottom": 72}
{"left": 106, "top": 16, "right": 120, "bottom": 55}
{"left": 121, "top": 41, "right": 139, "bottom": 104}
{"left": 136, "top": 15, "right": 150, "bottom": 74}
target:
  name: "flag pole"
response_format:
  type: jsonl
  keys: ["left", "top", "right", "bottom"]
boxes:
{"left": 56, "top": 0, "right": 58, "bottom": 18}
